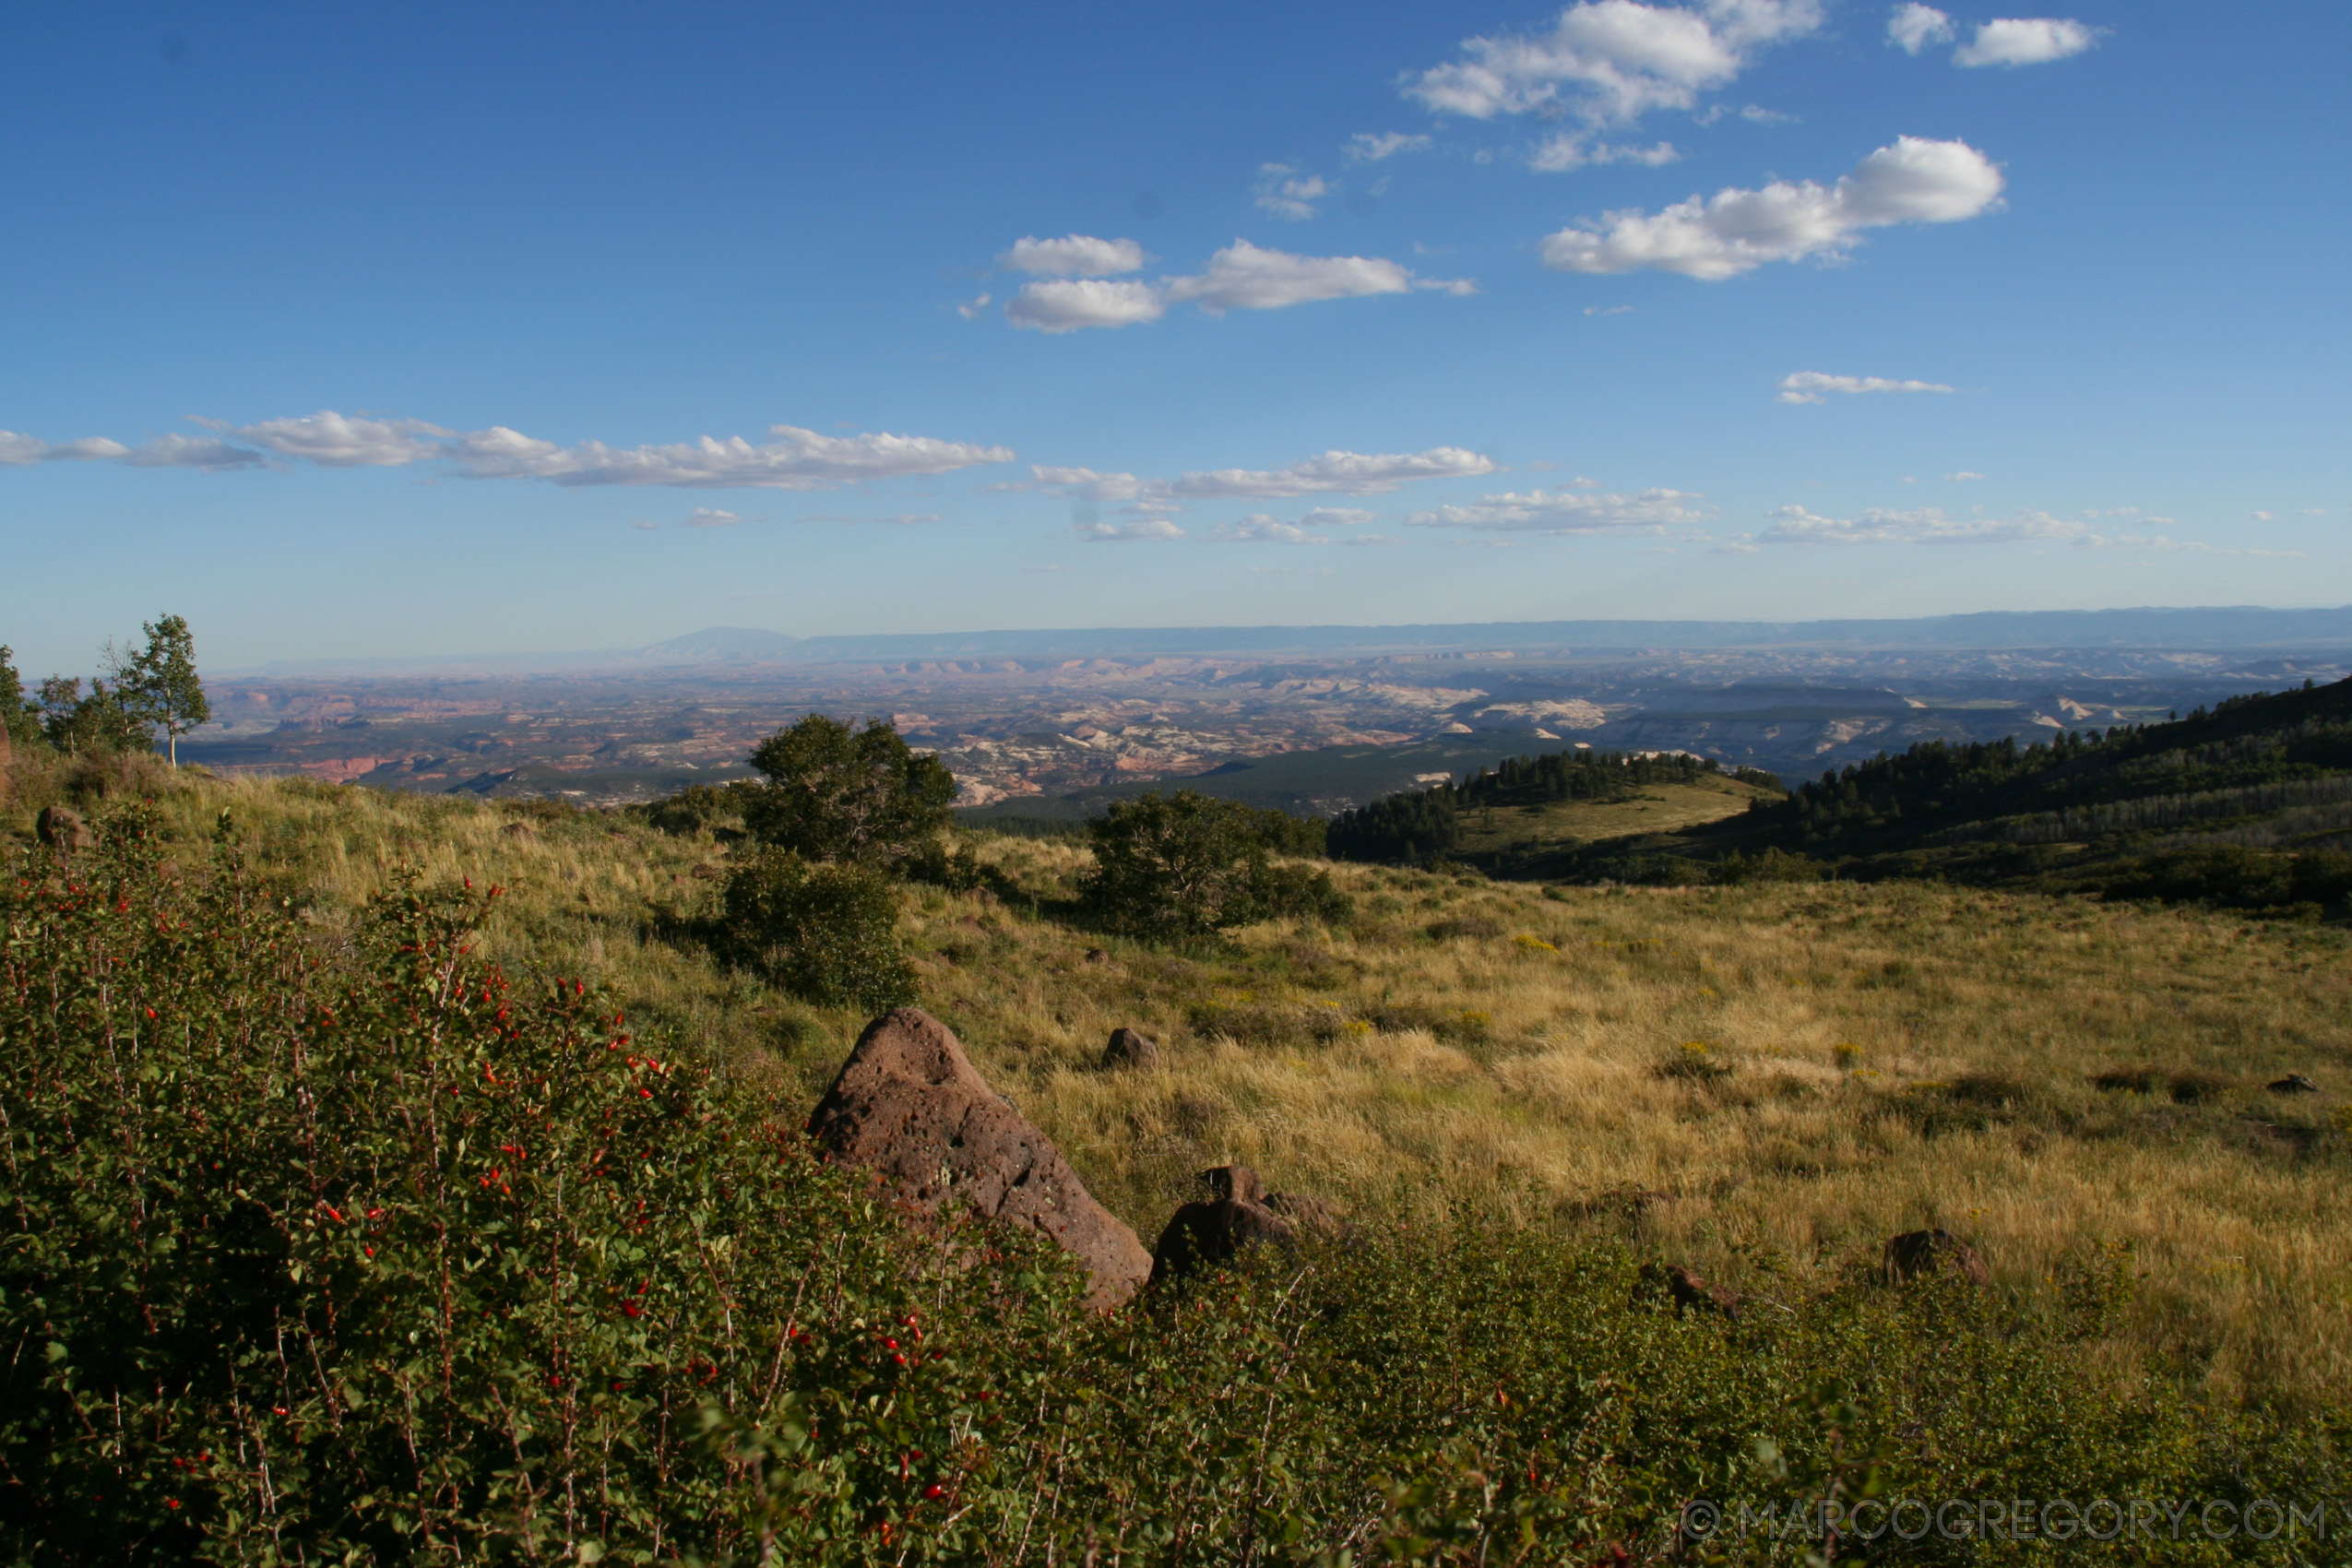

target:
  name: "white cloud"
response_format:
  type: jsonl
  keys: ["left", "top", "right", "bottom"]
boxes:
{"left": 203, "top": 410, "right": 449, "bottom": 467}
{"left": 1530, "top": 133, "right": 1681, "bottom": 172}
{"left": 1342, "top": 533, "right": 1408, "bottom": 547}
{"left": 1540, "top": 136, "right": 2003, "bottom": 279}
{"left": 1000, "top": 234, "right": 1146, "bottom": 276}
{"left": 1213, "top": 515, "right": 1330, "bottom": 544}
{"left": 448, "top": 422, "right": 1013, "bottom": 489}
{"left": 2251, "top": 510, "right": 2274, "bottom": 521}
{"left": 1165, "top": 240, "right": 1413, "bottom": 314}
{"left": 2302, "top": 508, "right": 2327, "bottom": 517}
{"left": 0, "top": 431, "right": 131, "bottom": 464}
{"left": 1172, "top": 446, "right": 1498, "bottom": 498}
{"left": 1776, "top": 371, "right": 1955, "bottom": 403}
{"left": 1300, "top": 506, "right": 1376, "bottom": 527}
{"left": 1584, "top": 303, "right": 1634, "bottom": 315}
{"left": 1019, "top": 466, "right": 1156, "bottom": 501}
{"left": 1403, "top": 0, "right": 1823, "bottom": 125}
{"left": 1752, "top": 505, "right": 2289, "bottom": 554}
{"left": 681, "top": 507, "right": 746, "bottom": 528}
{"left": 1348, "top": 132, "right": 1432, "bottom": 161}
{"left": 956, "top": 292, "right": 992, "bottom": 320}
{"left": 1254, "top": 164, "right": 1329, "bottom": 220}
{"left": 1739, "top": 103, "right": 1797, "bottom": 124}
{"left": 1004, "top": 279, "right": 1168, "bottom": 333}
{"left": 1886, "top": 4, "right": 1954, "bottom": 53}
{"left": 1954, "top": 17, "right": 2101, "bottom": 67}
{"left": 795, "top": 512, "right": 945, "bottom": 525}
{"left": 1946, "top": 469, "right": 1987, "bottom": 481}
{"left": 1408, "top": 486, "right": 1712, "bottom": 531}
{"left": 1073, "top": 517, "right": 1186, "bottom": 541}
{"left": 631, "top": 519, "right": 660, "bottom": 530}
{"left": 120, "top": 434, "right": 277, "bottom": 470}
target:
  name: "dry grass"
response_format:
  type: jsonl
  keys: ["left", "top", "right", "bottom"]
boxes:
{"left": 1450, "top": 773, "right": 1773, "bottom": 855}
{"left": 9, "top": 754, "right": 2347, "bottom": 1407}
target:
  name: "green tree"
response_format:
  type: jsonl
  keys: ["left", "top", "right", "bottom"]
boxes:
{"left": 740, "top": 714, "right": 956, "bottom": 869}
{"left": 0, "top": 647, "right": 44, "bottom": 752}
{"left": 717, "top": 849, "right": 917, "bottom": 1009}
{"left": 1080, "top": 790, "right": 1276, "bottom": 940}
{"left": 113, "top": 613, "right": 210, "bottom": 766}
{"left": 37, "top": 674, "right": 149, "bottom": 755}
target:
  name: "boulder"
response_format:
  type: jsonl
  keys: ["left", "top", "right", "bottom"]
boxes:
{"left": 2268, "top": 1074, "right": 2322, "bottom": 1094}
{"left": 1643, "top": 1261, "right": 1740, "bottom": 1318}
{"left": 1149, "top": 1167, "right": 1299, "bottom": 1289}
{"left": 36, "top": 805, "right": 93, "bottom": 852}
{"left": 1100, "top": 1027, "right": 1160, "bottom": 1072}
{"left": 807, "top": 1007, "right": 1151, "bottom": 1309}
{"left": 1882, "top": 1229, "right": 1990, "bottom": 1288}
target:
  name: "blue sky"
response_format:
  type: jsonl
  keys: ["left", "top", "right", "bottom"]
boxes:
{"left": 3, "top": 0, "right": 2346, "bottom": 671}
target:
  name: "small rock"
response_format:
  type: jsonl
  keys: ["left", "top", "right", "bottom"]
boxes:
{"left": 1643, "top": 1261, "right": 1740, "bottom": 1318}
{"left": 1100, "top": 1027, "right": 1160, "bottom": 1072}
{"left": 1083, "top": 947, "right": 1111, "bottom": 965}
{"left": 807, "top": 1007, "right": 1151, "bottom": 1309}
{"left": 2268, "top": 1075, "right": 2322, "bottom": 1094}
{"left": 1149, "top": 1168, "right": 1298, "bottom": 1288}
{"left": 36, "top": 805, "right": 94, "bottom": 852}
{"left": 1882, "top": 1229, "right": 1990, "bottom": 1288}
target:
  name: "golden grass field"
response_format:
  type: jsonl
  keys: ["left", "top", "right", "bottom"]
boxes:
{"left": 11, "top": 753, "right": 2348, "bottom": 1411}
{"left": 1449, "top": 772, "right": 1774, "bottom": 859}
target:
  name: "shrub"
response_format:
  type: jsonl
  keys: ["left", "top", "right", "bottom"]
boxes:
{"left": 1080, "top": 790, "right": 1323, "bottom": 940}
{"left": 0, "top": 815, "right": 1069, "bottom": 1564}
{"left": 739, "top": 715, "right": 956, "bottom": 870}
{"left": 718, "top": 849, "right": 918, "bottom": 1010}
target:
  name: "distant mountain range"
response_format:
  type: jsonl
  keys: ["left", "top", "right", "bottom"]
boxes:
{"left": 238, "top": 605, "right": 2352, "bottom": 676}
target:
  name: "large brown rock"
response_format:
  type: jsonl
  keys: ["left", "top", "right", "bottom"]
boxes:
{"left": 1882, "top": 1229, "right": 1991, "bottom": 1288}
{"left": 1148, "top": 1165, "right": 1300, "bottom": 1287}
{"left": 807, "top": 1007, "right": 1151, "bottom": 1308}
{"left": 36, "top": 805, "right": 93, "bottom": 852}
{"left": 1100, "top": 1027, "right": 1160, "bottom": 1072}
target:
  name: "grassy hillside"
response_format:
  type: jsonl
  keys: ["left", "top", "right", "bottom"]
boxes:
{"left": 1449, "top": 773, "right": 1778, "bottom": 873}
{"left": 8, "top": 747, "right": 2346, "bottom": 1414}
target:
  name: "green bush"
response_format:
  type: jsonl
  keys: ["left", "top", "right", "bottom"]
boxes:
{"left": 739, "top": 715, "right": 956, "bottom": 870}
{"left": 718, "top": 849, "right": 918, "bottom": 1010}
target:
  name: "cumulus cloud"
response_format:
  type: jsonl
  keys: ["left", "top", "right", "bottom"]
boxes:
{"left": 956, "top": 292, "right": 992, "bottom": 319}
{"left": 1004, "top": 279, "right": 1168, "bottom": 333}
{"left": 447, "top": 422, "right": 1013, "bottom": 489}
{"left": 1886, "top": 3, "right": 1954, "bottom": 53}
{"left": 1776, "top": 371, "right": 1955, "bottom": 403}
{"left": 201, "top": 410, "right": 449, "bottom": 467}
{"left": 1404, "top": 0, "right": 1823, "bottom": 125}
{"left": 1342, "top": 533, "right": 1408, "bottom": 547}
{"left": 1300, "top": 506, "right": 1377, "bottom": 527}
{"left": 1172, "top": 446, "right": 1498, "bottom": 498}
{"left": 1540, "top": 136, "right": 2002, "bottom": 279}
{"left": 1165, "top": 241, "right": 1414, "bottom": 314}
{"left": 1254, "top": 164, "right": 1329, "bottom": 220}
{"left": 0, "top": 431, "right": 133, "bottom": 464}
{"left": 1408, "top": 486, "right": 1712, "bottom": 532}
{"left": 1954, "top": 17, "right": 2101, "bottom": 66}
{"left": 1213, "top": 515, "right": 1330, "bottom": 544}
{"left": 119, "top": 434, "right": 277, "bottom": 470}
{"left": 1947, "top": 469, "right": 1987, "bottom": 481}
{"left": 1348, "top": 132, "right": 1432, "bottom": 161}
{"left": 998, "top": 239, "right": 1465, "bottom": 330}
{"left": 1000, "top": 234, "right": 1146, "bottom": 276}
{"left": 1073, "top": 517, "right": 1186, "bottom": 541}
{"left": 681, "top": 507, "right": 746, "bottom": 528}
{"left": 1530, "top": 134, "right": 1681, "bottom": 172}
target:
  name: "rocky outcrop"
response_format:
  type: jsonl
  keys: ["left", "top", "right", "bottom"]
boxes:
{"left": 1882, "top": 1229, "right": 1990, "bottom": 1288}
{"left": 2268, "top": 1074, "right": 2321, "bottom": 1094}
{"left": 1100, "top": 1028, "right": 1160, "bottom": 1072}
{"left": 36, "top": 805, "right": 93, "bottom": 852}
{"left": 1148, "top": 1165, "right": 1301, "bottom": 1287}
{"left": 807, "top": 1007, "right": 1151, "bottom": 1308}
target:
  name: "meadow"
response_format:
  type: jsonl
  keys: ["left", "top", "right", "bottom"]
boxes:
{"left": 14, "top": 747, "right": 2345, "bottom": 1413}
